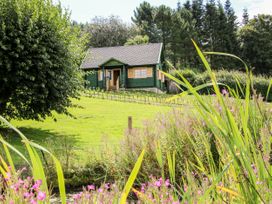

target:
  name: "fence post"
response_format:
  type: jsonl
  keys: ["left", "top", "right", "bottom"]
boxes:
{"left": 128, "top": 116, "right": 132, "bottom": 135}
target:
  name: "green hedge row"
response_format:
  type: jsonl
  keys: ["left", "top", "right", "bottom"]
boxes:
{"left": 172, "top": 69, "right": 272, "bottom": 101}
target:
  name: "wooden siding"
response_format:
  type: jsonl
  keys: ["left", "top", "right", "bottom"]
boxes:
{"left": 127, "top": 78, "right": 155, "bottom": 88}
{"left": 85, "top": 71, "right": 98, "bottom": 88}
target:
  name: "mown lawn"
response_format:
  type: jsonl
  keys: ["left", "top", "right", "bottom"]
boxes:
{"left": 7, "top": 96, "right": 171, "bottom": 164}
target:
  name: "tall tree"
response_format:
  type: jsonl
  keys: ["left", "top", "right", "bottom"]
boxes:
{"left": 170, "top": 7, "right": 196, "bottom": 67}
{"left": 183, "top": 0, "right": 191, "bottom": 11}
{"left": 154, "top": 5, "right": 173, "bottom": 57}
{"left": 242, "top": 8, "right": 249, "bottom": 25}
{"left": 132, "top": 2, "right": 159, "bottom": 43}
{"left": 0, "top": 0, "right": 87, "bottom": 120}
{"left": 224, "top": 0, "right": 239, "bottom": 54}
{"left": 191, "top": 0, "right": 205, "bottom": 48}
{"left": 240, "top": 15, "right": 272, "bottom": 74}
{"left": 202, "top": 0, "right": 218, "bottom": 66}
{"left": 85, "top": 16, "right": 135, "bottom": 47}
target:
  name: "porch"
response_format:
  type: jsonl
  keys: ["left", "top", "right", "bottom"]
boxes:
{"left": 99, "top": 58, "right": 127, "bottom": 91}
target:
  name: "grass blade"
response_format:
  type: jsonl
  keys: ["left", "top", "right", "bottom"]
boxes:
{"left": 120, "top": 149, "right": 145, "bottom": 204}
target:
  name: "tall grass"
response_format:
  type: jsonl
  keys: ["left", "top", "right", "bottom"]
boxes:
{"left": 161, "top": 40, "right": 272, "bottom": 203}
{"left": 0, "top": 116, "right": 66, "bottom": 203}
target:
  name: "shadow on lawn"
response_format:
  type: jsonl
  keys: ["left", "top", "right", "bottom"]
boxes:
{"left": 1, "top": 127, "right": 80, "bottom": 168}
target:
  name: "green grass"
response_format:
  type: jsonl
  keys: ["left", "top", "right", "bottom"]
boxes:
{"left": 6, "top": 96, "right": 170, "bottom": 164}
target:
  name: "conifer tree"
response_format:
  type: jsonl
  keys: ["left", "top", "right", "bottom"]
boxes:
{"left": 242, "top": 8, "right": 249, "bottom": 25}
{"left": 132, "top": 2, "right": 159, "bottom": 43}
{"left": 191, "top": 0, "right": 204, "bottom": 42}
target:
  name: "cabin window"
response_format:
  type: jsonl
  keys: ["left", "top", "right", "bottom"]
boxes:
{"left": 128, "top": 67, "right": 153, "bottom": 78}
{"left": 135, "top": 69, "right": 147, "bottom": 78}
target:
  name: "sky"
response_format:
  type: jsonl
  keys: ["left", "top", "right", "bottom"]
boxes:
{"left": 54, "top": 0, "right": 272, "bottom": 24}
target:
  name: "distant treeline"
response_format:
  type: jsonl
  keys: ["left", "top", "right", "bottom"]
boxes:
{"left": 75, "top": 0, "right": 272, "bottom": 75}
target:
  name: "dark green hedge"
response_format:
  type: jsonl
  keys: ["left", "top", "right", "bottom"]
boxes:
{"left": 172, "top": 69, "right": 272, "bottom": 101}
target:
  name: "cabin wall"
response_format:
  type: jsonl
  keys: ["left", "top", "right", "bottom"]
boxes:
{"left": 155, "top": 64, "right": 165, "bottom": 90}
{"left": 126, "top": 66, "right": 155, "bottom": 88}
{"left": 85, "top": 70, "right": 98, "bottom": 88}
{"left": 84, "top": 64, "right": 165, "bottom": 90}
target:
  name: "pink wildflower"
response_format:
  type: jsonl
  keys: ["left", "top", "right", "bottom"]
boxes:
{"left": 30, "top": 199, "right": 37, "bottom": 204}
{"left": 165, "top": 179, "right": 170, "bottom": 187}
{"left": 87, "top": 184, "right": 95, "bottom": 191}
{"left": 35, "top": 179, "right": 42, "bottom": 186}
{"left": 104, "top": 183, "right": 110, "bottom": 189}
{"left": 183, "top": 184, "right": 188, "bottom": 192}
{"left": 72, "top": 193, "right": 81, "bottom": 200}
{"left": 18, "top": 178, "right": 24, "bottom": 185}
{"left": 154, "top": 178, "right": 163, "bottom": 187}
{"left": 37, "top": 191, "right": 46, "bottom": 201}
{"left": 9, "top": 201, "right": 14, "bottom": 204}
{"left": 5, "top": 172, "right": 11, "bottom": 181}
{"left": 23, "top": 192, "right": 31, "bottom": 199}
{"left": 141, "top": 184, "right": 146, "bottom": 192}
{"left": 221, "top": 88, "right": 228, "bottom": 96}
{"left": 85, "top": 193, "right": 91, "bottom": 199}
{"left": 32, "top": 183, "right": 39, "bottom": 191}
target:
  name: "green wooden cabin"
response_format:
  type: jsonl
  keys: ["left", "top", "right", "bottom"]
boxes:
{"left": 80, "top": 43, "right": 166, "bottom": 92}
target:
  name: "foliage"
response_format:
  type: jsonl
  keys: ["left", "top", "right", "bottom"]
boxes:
{"left": 172, "top": 69, "right": 272, "bottom": 101}
{"left": 0, "top": 115, "right": 67, "bottom": 203}
{"left": 0, "top": 168, "right": 47, "bottom": 203}
{"left": 132, "top": 2, "right": 160, "bottom": 43}
{"left": 0, "top": 0, "right": 87, "bottom": 120}
{"left": 242, "top": 8, "right": 249, "bottom": 26}
{"left": 240, "top": 14, "right": 272, "bottom": 74}
{"left": 132, "top": 0, "right": 241, "bottom": 71}
{"left": 84, "top": 16, "right": 137, "bottom": 47}
{"left": 125, "top": 35, "right": 149, "bottom": 45}
{"left": 0, "top": 117, "right": 146, "bottom": 204}
{"left": 70, "top": 177, "right": 179, "bottom": 204}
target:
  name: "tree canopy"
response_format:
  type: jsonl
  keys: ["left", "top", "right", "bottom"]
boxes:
{"left": 0, "top": 0, "right": 87, "bottom": 120}
{"left": 240, "top": 14, "right": 272, "bottom": 74}
{"left": 125, "top": 35, "right": 149, "bottom": 45}
{"left": 132, "top": 0, "right": 241, "bottom": 71}
{"left": 85, "top": 16, "right": 136, "bottom": 47}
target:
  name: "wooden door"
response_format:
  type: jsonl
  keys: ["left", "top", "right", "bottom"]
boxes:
{"left": 113, "top": 70, "right": 120, "bottom": 86}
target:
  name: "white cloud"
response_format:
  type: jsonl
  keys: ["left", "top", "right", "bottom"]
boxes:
{"left": 233, "top": 0, "right": 272, "bottom": 22}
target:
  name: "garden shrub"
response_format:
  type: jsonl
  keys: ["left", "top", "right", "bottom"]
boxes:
{"left": 173, "top": 69, "right": 272, "bottom": 100}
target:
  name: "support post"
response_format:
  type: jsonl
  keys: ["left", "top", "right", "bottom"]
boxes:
{"left": 122, "top": 65, "right": 126, "bottom": 88}
{"left": 102, "top": 66, "right": 105, "bottom": 90}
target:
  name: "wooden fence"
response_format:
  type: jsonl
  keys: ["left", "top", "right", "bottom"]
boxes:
{"left": 84, "top": 90, "right": 188, "bottom": 107}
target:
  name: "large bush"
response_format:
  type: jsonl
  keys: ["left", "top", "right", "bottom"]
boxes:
{"left": 172, "top": 69, "right": 272, "bottom": 101}
{"left": 0, "top": 0, "right": 87, "bottom": 120}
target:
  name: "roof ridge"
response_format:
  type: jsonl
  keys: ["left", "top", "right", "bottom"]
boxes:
{"left": 89, "top": 42, "right": 162, "bottom": 50}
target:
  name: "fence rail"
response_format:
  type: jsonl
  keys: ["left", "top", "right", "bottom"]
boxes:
{"left": 84, "top": 90, "right": 189, "bottom": 107}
